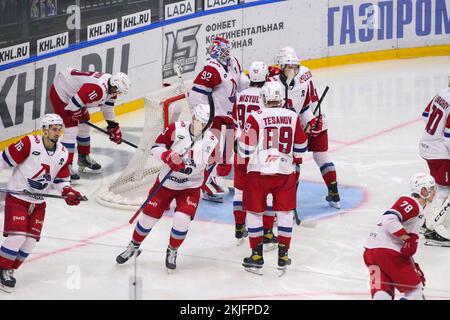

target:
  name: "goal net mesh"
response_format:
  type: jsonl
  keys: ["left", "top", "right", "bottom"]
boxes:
{"left": 96, "top": 80, "right": 194, "bottom": 210}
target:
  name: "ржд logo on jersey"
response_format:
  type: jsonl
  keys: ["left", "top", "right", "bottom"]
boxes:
{"left": 163, "top": 24, "right": 201, "bottom": 79}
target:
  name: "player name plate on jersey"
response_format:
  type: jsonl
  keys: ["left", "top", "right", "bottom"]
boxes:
{"left": 121, "top": 9, "right": 152, "bottom": 32}
{"left": 0, "top": 42, "right": 29, "bottom": 66}
{"left": 204, "top": 0, "right": 238, "bottom": 11}
{"left": 165, "top": 0, "right": 195, "bottom": 20}
{"left": 88, "top": 19, "right": 118, "bottom": 41}
{"left": 37, "top": 32, "right": 69, "bottom": 56}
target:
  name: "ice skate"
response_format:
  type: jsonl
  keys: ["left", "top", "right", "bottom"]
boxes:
{"left": 235, "top": 224, "right": 248, "bottom": 246}
{"left": 78, "top": 154, "right": 102, "bottom": 173}
{"left": 326, "top": 182, "right": 340, "bottom": 209}
{"left": 277, "top": 244, "right": 291, "bottom": 277}
{"left": 69, "top": 165, "right": 80, "bottom": 182}
{"left": 242, "top": 243, "right": 264, "bottom": 275}
{"left": 116, "top": 241, "right": 142, "bottom": 264}
{"left": 424, "top": 230, "right": 450, "bottom": 247}
{"left": 165, "top": 247, "right": 178, "bottom": 273}
{"left": 263, "top": 229, "right": 278, "bottom": 251}
{"left": 0, "top": 269, "right": 15, "bottom": 293}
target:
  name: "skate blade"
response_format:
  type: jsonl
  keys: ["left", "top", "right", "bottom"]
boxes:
{"left": 236, "top": 238, "right": 246, "bottom": 246}
{"left": 277, "top": 268, "right": 287, "bottom": 277}
{"left": 328, "top": 201, "right": 340, "bottom": 209}
{"left": 0, "top": 284, "right": 14, "bottom": 293}
{"left": 78, "top": 167, "right": 103, "bottom": 174}
{"left": 244, "top": 267, "right": 263, "bottom": 276}
{"left": 201, "top": 194, "right": 224, "bottom": 203}
{"left": 424, "top": 240, "right": 450, "bottom": 247}
{"left": 263, "top": 243, "right": 277, "bottom": 252}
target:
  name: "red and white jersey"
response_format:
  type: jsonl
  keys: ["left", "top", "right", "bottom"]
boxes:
{"left": 232, "top": 86, "right": 265, "bottom": 130}
{"left": 364, "top": 195, "right": 424, "bottom": 253}
{"left": 150, "top": 121, "right": 218, "bottom": 190}
{"left": 273, "top": 75, "right": 315, "bottom": 129}
{"left": 419, "top": 87, "right": 450, "bottom": 160}
{"left": 188, "top": 56, "right": 250, "bottom": 119}
{"left": 0, "top": 135, "right": 70, "bottom": 204}
{"left": 53, "top": 67, "right": 117, "bottom": 121}
{"left": 238, "top": 107, "right": 307, "bottom": 175}
{"left": 296, "top": 66, "right": 328, "bottom": 132}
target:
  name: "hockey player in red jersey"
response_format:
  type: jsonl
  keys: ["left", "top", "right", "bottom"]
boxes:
{"left": 238, "top": 81, "right": 308, "bottom": 275}
{"left": 116, "top": 104, "right": 217, "bottom": 272}
{"left": 0, "top": 114, "right": 83, "bottom": 292}
{"left": 272, "top": 47, "right": 341, "bottom": 209}
{"left": 50, "top": 67, "right": 130, "bottom": 180}
{"left": 188, "top": 36, "right": 249, "bottom": 203}
{"left": 232, "top": 61, "right": 278, "bottom": 249}
{"left": 419, "top": 80, "right": 450, "bottom": 246}
{"left": 363, "top": 173, "right": 435, "bottom": 300}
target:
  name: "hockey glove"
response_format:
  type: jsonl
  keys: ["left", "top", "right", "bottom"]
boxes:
{"left": 161, "top": 149, "right": 185, "bottom": 172}
{"left": 217, "top": 163, "right": 232, "bottom": 177}
{"left": 400, "top": 233, "right": 419, "bottom": 257}
{"left": 268, "top": 66, "right": 281, "bottom": 77}
{"left": 62, "top": 186, "right": 82, "bottom": 206}
{"left": 67, "top": 107, "right": 90, "bottom": 125}
{"left": 414, "top": 262, "right": 426, "bottom": 286}
{"left": 106, "top": 121, "right": 122, "bottom": 144}
{"left": 308, "top": 115, "right": 323, "bottom": 138}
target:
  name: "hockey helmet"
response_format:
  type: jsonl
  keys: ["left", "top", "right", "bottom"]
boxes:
{"left": 248, "top": 61, "right": 268, "bottom": 83}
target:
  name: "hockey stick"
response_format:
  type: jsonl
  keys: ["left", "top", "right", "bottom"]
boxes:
{"left": 84, "top": 121, "right": 138, "bottom": 149}
{"left": 129, "top": 95, "right": 216, "bottom": 224}
{"left": 304, "top": 86, "right": 330, "bottom": 133}
{"left": 0, "top": 188, "right": 88, "bottom": 201}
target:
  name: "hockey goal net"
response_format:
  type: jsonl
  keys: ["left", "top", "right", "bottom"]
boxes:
{"left": 96, "top": 79, "right": 194, "bottom": 210}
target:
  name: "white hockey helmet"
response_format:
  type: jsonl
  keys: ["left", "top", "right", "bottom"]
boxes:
{"left": 192, "top": 103, "right": 211, "bottom": 123}
{"left": 410, "top": 173, "right": 436, "bottom": 200}
{"left": 260, "top": 81, "right": 283, "bottom": 106}
{"left": 278, "top": 54, "right": 300, "bottom": 68}
{"left": 109, "top": 72, "right": 130, "bottom": 95}
{"left": 275, "top": 46, "right": 298, "bottom": 65}
{"left": 41, "top": 113, "right": 63, "bottom": 129}
{"left": 248, "top": 61, "right": 268, "bottom": 83}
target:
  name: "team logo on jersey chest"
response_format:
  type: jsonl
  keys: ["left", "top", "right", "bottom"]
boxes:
{"left": 27, "top": 163, "right": 51, "bottom": 190}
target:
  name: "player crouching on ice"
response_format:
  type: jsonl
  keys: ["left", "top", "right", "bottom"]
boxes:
{"left": 116, "top": 104, "right": 217, "bottom": 272}
{"left": 237, "top": 81, "right": 308, "bottom": 276}
{"left": 363, "top": 173, "right": 435, "bottom": 300}
{"left": 0, "top": 114, "right": 84, "bottom": 293}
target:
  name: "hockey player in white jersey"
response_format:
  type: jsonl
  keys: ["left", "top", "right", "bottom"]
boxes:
{"left": 231, "top": 61, "right": 278, "bottom": 249}
{"left": 363, "top": 173, "right": 435, "bottom": 300}
{"left": 116, "top": 104, "right": 217, "bottom": 272}
{"left": 50, "top": 67, "right": 130, "bottom": 180}
{"left": 273, "top": 47, "right": 341, "bottom": 209}
{"left": 419, "top": 79, "right": 450, "bottom": 246}
{"left": 0, "top": 114, "right": 83, "bottom": 292}
{"left": 188, "top": 36, "right": 250, "bottom": 203}
{"left": 237, "top": 81, "right": 308, "bottom": 275}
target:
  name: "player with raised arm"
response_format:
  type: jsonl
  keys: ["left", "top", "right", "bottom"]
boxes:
{"left": 419, "top": 79, "right": 450, "bottom": 246}
{"left": 188, "top": 36, "right": 249, "bottom": 203}
{"left": 232, "top": 61, "right": 278, "bottom": 249}
{"left": 363, "top": 173, "right": 435, "bottom": 300}
{"left": 272, "top": 47, "right": 340, "bottom": 209}
{"left": 238, "top": 81, "right": 308, "bottom": 276}
{"left": 50, "top": 67, "right": 130, "bottom": 180}
{"left": 0, "top": 114, "right": 83, "bottom": 292}
{"left": 116, "top": 104, "right": 217, "bottom": 272}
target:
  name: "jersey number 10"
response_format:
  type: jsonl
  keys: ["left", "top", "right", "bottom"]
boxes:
{"left": 425, "top": 104, "right": 443, "bottom": 135}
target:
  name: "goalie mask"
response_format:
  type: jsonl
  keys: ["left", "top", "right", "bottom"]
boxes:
{"left": 191, "top": 104, "right": 211, "bottom": 136}
{"left": 410, "top": 173, "right": 436, "bottom": 202}
{"left": 208, "top": 36, "right": 231, "bottom": 66}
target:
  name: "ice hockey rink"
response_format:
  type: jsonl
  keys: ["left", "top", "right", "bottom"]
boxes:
{"left": 1, "top": 55, "right": 450, "bottom": 300}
